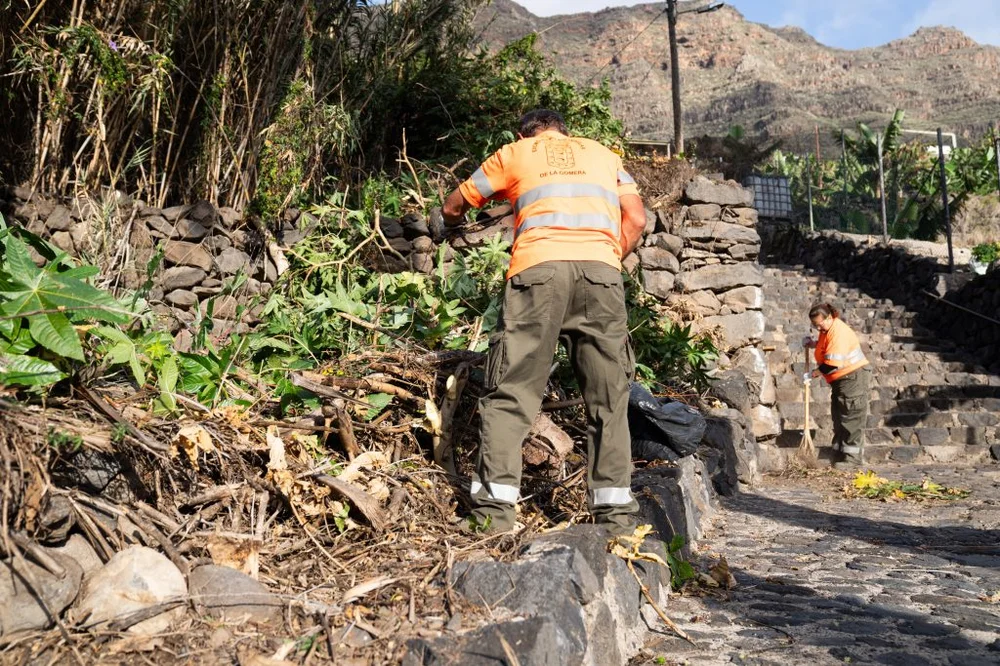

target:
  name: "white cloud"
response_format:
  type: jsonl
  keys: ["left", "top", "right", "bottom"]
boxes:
{"left": 908, "top": 0, "right": 1000, "bottom": 45}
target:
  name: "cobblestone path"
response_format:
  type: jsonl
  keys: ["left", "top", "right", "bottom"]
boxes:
{"left": 635, "top": 463, "right": 1000, "bottom": 665}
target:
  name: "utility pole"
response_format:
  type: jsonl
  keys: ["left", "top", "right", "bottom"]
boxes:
{"left": 992, "top": 122, "right": 1000, "bottom": 197}
{"left": 877, "top": 132, "right": 888, "bottom": 243}
{"left": 666, "top": 0, "right": 683, "bottom": 155}
{"left": 665, "top": 2, "right": 723, "bottom": 156}
{"left": 937, "top": 128, "right": 954, "bottom": 273}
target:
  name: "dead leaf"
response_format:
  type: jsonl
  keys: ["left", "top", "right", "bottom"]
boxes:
{"left": 207, "top": 534, "right": 260, "bottom": 578}
{"left": 339, "top": 451, "right": 390, "bottom": 484}
{"left": 342, "top": 576, "right": 397, "bottom": 604}
{"left": 170, "top": 425, "right": 215, "bottom": 469}
{"left": 708, "top": 555, "right": 736, "bottom": 590}
{"left": 266, "top": 427, "right": 287, "bottom": 471}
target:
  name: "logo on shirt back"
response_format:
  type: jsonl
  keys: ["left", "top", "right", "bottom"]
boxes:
{"left": 545, "top": 142, "right": 576, "bottom": 168}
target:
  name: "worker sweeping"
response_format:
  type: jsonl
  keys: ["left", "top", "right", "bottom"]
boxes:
{"left": 802, "top": 302, "right": 871, "bottom": 468}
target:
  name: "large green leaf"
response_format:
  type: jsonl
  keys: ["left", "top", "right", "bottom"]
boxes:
{"left": 0, "top": 353, "right": 65, "bottom": 387}
{"left": 158, "top": 354, "right": 179, "bottom": 412}
{"left": 0, "top": 234, "right": 130, "bottom": 325}
{"left": 2, "top": 232, "right": 41, "bottom": 283}
{"left": 28, "top": 310, "right": 83, "bottom": 360}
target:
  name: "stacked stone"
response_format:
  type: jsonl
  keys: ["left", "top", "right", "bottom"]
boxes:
{"left": 2, "top": 187, "right": 316, "bottom": 349}
{"left": 379, "top": 210, "right": 451, "bottom": 274}
{"left": 630, "top": 175, "right": 779, "bottom": 457}
{"left": 762, "top": 225, "right": 995, "bottom": 371}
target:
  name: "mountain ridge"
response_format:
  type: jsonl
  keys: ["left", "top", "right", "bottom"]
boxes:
{"left": 475, "top": 0, "right": 1000, "bottom": 151}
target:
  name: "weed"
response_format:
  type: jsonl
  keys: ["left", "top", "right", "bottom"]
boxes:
{"left": 47, "top": 428, "right": 83, "bottom": 452}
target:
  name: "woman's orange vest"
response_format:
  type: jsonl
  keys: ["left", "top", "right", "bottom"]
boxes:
{"left": 814, "top": 318, "right": 869, "bottom": 383}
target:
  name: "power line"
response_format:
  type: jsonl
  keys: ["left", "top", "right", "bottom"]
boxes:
{"left": 588, "top": 8, "right": 667, "bottom": 85}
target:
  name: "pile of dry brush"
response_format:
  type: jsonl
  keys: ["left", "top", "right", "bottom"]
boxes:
{"left": 1, "top": 343, "right": 610, "bottom": 664}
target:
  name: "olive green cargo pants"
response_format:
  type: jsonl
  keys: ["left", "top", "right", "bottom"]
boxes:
{"left": 831, "top": 367, "right": 870, "bottom": 457}
{"left": 470, "top": 260, "right": 639, "bottom": 532}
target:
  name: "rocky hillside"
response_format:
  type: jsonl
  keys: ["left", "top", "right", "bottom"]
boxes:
{"left": 475, "top": 0, "right": 1000, "bottom": 150}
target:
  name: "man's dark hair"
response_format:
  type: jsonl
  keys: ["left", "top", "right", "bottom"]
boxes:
{"left": 518, "top": 109, "right": 567, "bottom": 137}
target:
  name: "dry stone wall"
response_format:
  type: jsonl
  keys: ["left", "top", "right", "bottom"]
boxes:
{"left": 762, "top": 225, "right": 999, "bottom": 372}
{"left": 1, "top": 187, "right": 313, "bottom": 350}
{"left": 632, "top": 175, "right": 776, "bottom": 476}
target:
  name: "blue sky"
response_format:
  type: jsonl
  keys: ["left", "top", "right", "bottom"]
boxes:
{"left": 516, "top": 0, "right": 1000, "bottom": 49}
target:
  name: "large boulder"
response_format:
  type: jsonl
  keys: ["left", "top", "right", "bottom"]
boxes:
{"left": 684, "top": 176, "right": 754, "bottom": 207}
{"left": 215, "top": 247, "right": 251, "bottom": 276}
{"left": 1, "top": 552, "right": 83, "bottom": 637}
{"left": 163, "top": 241, "right": 213, "bottom": 271}
{"left": 702, "top": 407, "right": 760, "bottom": 488}
{"left": 636, "top": 247, "right": 680, "bottom": 273}
{"left": 694, "top": 311, "right": 766, "bottom": 350}
{"left": 188, "top": 565, "right": 282, "bottom": 623}
{"left": 686, "top": 203, "right": 721, "bottom": 221}
{"left": 161, "top": 266, "right": 207, "bottom": 291}
{"left": 73, "top": 546, "right": 187, "bottom": 635}
{"left": 676, "top": 264, "right": 764, "bottom": 293}
{"left": 751, "top": 405, "right": 781, "bottom": 439}
{"left": 641, "top": 270, "right": 675, "bottom": 299}
{"left": 443, "top": 526, "right": 661, "bottom": 666}
{"left": 721, "top": 286, "right": 764, "bottom": 312}
{"left": 649, "top": 232, "right": 684, "bottom": 256}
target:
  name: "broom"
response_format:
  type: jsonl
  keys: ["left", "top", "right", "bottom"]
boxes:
{"left": 796, "top": 345, "right": 817, "bottom": 466}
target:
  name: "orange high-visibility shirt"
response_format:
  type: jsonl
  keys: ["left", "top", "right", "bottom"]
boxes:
{"left": 815, "top": 318, "right": 869, "bottom": 383}
{"left": 458, "top": 130, "right": 640, "bottom": 278}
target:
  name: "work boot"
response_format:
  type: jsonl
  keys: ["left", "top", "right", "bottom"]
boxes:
{"left": 832, "top": 444, "right": 864, "bottom": 470}
{"left": 593, "top": 512, "right": 639, "bottom": 537}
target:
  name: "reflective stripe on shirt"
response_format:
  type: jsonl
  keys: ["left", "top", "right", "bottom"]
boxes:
{"left": 513, "top": 183, "right": 620, "bottom": 216}
{"left": 617, "top": 170, "right": 635, "bottom": 185}
{"left": 471, "top": 167, "right": 495, "bottom": 198}
{"left": 824, "top": 347, "right": 866, "bottom": 365}
{"left": 516, "top": 212, "right": 619, "bottom": 239}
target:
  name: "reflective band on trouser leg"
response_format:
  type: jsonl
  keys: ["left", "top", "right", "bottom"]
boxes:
{"left": 470, "top": 479, "right": 519, "bottom": 505}
{"left": 516, "top": 212, "right": 619, "bottom": 240}
{"left": 617, "top": 170, "right": 635, "bottom": 185}
{"left": 471, "top": 167, "right": 495, "bottom": 198}
{"left": 592, "top": 487, "right": 633, "bottom": 506}
{"left": 513, "top": 183, "right": 620, "bottom": 216}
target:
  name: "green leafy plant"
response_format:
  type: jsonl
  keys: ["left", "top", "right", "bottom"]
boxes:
{"left": 666, "top": 534, "right": 696, "bottom": 590}
{"left": 971, "top": 242, "right": 1000, "bottom": 265}
{"left": 47, "top": 428, "right": 83, "bottom": 452}
{"left": 0, "top": 218, "right": 131, "bottom": 387}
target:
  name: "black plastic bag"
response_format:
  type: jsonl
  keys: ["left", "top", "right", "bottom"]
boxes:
{"left": 627, "top": 382, "right": 706, "bottom": 461}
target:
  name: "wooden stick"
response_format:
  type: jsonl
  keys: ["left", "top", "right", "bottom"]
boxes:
{"left": 311, "top": 474, "right": 387, "bottom": 532}
{"left": 179, "top": 484, "right": 243, "bottom": 511}
{"left": 335, "top": 407, "right": 359, "bottom": 461}
{"left": 433, "top": 363, "right": 469, "bottom": 476}
{"left": 627, "top": 560, "right": 694, "bottom": 644}
{"left": 289, "top": 373, "right": 373, "bottom": 408}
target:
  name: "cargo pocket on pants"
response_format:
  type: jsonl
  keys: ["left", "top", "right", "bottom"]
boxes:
{"left": 582, "top": 265, "right": 625, "bottom": 320}
{"left": 484, "top": 330, "right": 508, "bottom": 392}
{"left": 621, "top": 334, "right": 636, "bottom": 382}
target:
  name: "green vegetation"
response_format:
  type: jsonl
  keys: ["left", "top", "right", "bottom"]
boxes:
{"left": 763, "top": 110, "right": 1000, "bottom": 241}
{"left": 971, "top": 241, "right": 1000, "bottom": 265}
{"left": 1, "top": 1, "right": 716, "bottom": 420}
